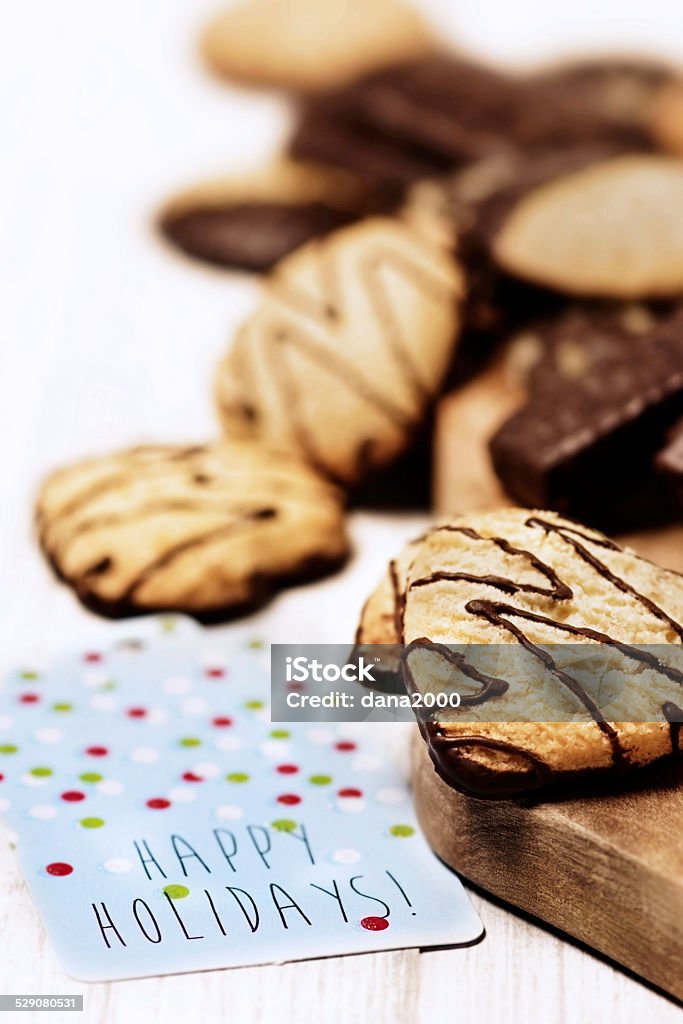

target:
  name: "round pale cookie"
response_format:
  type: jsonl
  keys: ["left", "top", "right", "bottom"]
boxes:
{"left": 493, "top": 155, "right": 683, "bottom": 299}
{"left": 36, "top": 441, "right": 349, "bottom": 620}
{"left": 200, "top": 0, "right": 433, "bottom": 92}
{"left": 357, "top": 508, "right": 683, "bottom": 797}
{"left": 215, "top": 216, "right": 464, "bottom": 485}
{"left": 158, "top": 158, "right": 369, "bottom": 271}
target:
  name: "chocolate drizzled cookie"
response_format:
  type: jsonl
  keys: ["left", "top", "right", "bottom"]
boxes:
{"left": 36, "top": 442, "right": 349, "bottom": 620}
{"left": 357, "top": 507, "right": 683, "bottom": 797}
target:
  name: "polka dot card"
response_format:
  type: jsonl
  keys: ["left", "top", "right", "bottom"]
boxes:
{"left": 0, "top": 617, "right": 482, "bottom": 980}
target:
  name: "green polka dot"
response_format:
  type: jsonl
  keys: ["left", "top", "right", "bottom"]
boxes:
{"left": 0, "top": 744, "right": 18, "bottom": 755}
{"left": 244, "top": 700, "right": 264, "bottom": 711}
{"left": 80, "top": 817, "right": 105, "bottom": 829}
{"left": 30, "top": 766, "right": 52, "bottom": 778}
{"left": 163, "top": 884, "right": 190, "bottom": 900}
{"left": 226, "top": 772, "right": 250, "bottom": 784}
{"left": 247, "top": 638, "right": 265, "bottom": 650}
{"left": 269, "top": 729, "right": 290, "bottom": 739}
{"left": 52, "top": 702, "right": 73, "bottom": 713}
{"left": 179, "top": 737, "right": 201, "bottom": 748}
{"left": 309, "top": 774, "right": 332, "bottom": 786}
{"left": 101, "top": 681, "right": 117, "bottom": 691}
{"left": 271, "top": 818, "right": 297, "bottom": 832}
{"left": 389, "top": 824, "right": 415, "bottom": 838}
{"left": 79, "top": 772, "right": 103, "bottom": 784}
{"left": 161, "top": 617, "right": 177, "bottom": 633}
{"left": 20, "top": 670, "right": 39, "bottom": 680}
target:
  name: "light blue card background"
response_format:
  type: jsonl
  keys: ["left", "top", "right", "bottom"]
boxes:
{"left": 0, "top": 617, "right": 482, "bottom": 980}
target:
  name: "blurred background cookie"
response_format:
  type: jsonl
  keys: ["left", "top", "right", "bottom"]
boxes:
{"left": 215, "top": 216, "right": 464, "bottom": 485}
{"left": 200, "top": 0, "right": 434, "bottom": 92}
{"left": 358, "top": 507, "right": 683, "bottom": 797}
{"left": 36, "top": 441, "right": 349, "bottom": 620}
{"left": 158, "top": 158, "right": 380, "bottom": 272}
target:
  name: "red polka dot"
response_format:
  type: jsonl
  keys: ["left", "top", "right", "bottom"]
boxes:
{"left": 126, "top": 707, "right": 147, "bottom": 719}
{"left": 287, "top": 682, "right": 304, "bottom": 692}
{"left": 0, "top": 774, "right": 4, "bottom": 782}
{"left": 361, "top": 916, "right": 389, "bottom": 931}
{"left": 277, "top": 793, "right": 301, "bottom": 806}
{"left": 205, "top": 667, "right": 225, "bottom": 679}
{"left": 276, "top": 764, "right": 299, "bottom": 775}
{"left": 61, "top": 790, "right": 85, "bottom": 803}
{"left": 84, "top": 652, "right": 102, "bottom": 663}
{"left": 85, "top": 746, "right": 108, "bottom": 757}
{"left": 212, "top": 716, "right": 232, "bottom": 728}
{"left": 338, "top": 787, "right": 363, "bottom": 798}
{"left": 335, "top": 741, "right": 356, "bottom": 752}
{"left": 46, "top": 862, "right": 73, "bottom": 877}
{"left": 19, "top": 693, "right": 40, "bottom": 704}
{"left": 182, "top": 772, "right": 203, "bottom": 783}
{"left": 146, "top": 798, "right": 171, "bottom": 810}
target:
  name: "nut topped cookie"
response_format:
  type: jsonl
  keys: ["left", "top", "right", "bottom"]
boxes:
{"left": 216, "top": 216, "right": 465, "bottom": 485}
{"left": 357, "top": 508, "right": 683, "bottom": 797}
{"left": 36, "top": 441, "right": 349, "bottom": 620}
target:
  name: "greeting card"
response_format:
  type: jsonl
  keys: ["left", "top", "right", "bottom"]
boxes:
{"left": 0, "top": 617, "right": 482, "bottom": 980}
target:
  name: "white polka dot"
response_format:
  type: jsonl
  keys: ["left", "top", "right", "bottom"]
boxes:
{"left": 130, "top": 747, "right": 159, "bottom": 764}
{"left": 146, "top": 709, "right": 168, "bottom": 726}
{"left": 0, "top": 716, "right": 13, "bottom": 731}
{"left": 33, "top": 728, "right": 62, "bottom": 744}
{"left": 90, "top": 694, "right": 116, "bottom": 712}
{"left": 104, "top": 858, "right": 132, "bottom": 874}
{"left": 352, "top": 755, "right": 382, "bottom": 773}
{"left": 168, "top": 787, "right": 196, "bottom": 803}
{"left": 4, "top": 829, "right": 18, "bottom": 846}
{"left": 215, "top": 804, "right": 244, "bottom": 820}
{"left": 255, "top": 708, "right": 271, "bottom": 722}
{"left": 29, "top": 804, "right": 57, "bottom": 820}
{"left": 163, "top": 676, "right": 192, "bottom": 695}
{"left": 333, "top": 848, "right": 361, "bottom": 864}
{"left": 337, "top": 797, "right": 366, "bottom": 814}
{"left": 376, "top": 787, "right": 405, "bottom": 804}
{"left": 307, "top": 728, "right": 334, "bottom": 745}
{"left": 193, "top": 762, "right": 220, "bottom": 779}
{"left": 96, "top": 780, "right": 124, "bottom": 796}
{"left": 0, "top": 797, "right": 11, "bottom": 813}
{"left": 82, "top": 668, "right": 109, "bottom": 689}
{"left": 216, "top": 735, "right": 243, "bottom": 753}
{"left": 260, "top": 741, "right": 288, "bottom": 758}
{"left": 181, "top": 698, "right": 207, "bottom": 716}
{"left": 21, "top": 774, "right": 47, "bottom": 787}
{"left": 200, "top": 650, "right": 226, "bottom": 670}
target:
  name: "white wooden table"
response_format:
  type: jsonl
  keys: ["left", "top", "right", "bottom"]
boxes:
{"left": 2, "top": 1, "right": 683, "bottom": 1020}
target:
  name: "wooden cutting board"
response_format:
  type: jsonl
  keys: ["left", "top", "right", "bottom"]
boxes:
{"left": 423, "top": 381, "right": 683, "bottom": 1002}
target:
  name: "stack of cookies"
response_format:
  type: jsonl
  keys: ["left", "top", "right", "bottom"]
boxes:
{"left": 35, "top": 0, "right": 683, "bottom": 799}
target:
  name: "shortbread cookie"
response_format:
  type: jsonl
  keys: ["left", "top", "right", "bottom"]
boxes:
{"left": 158, "top": 159, "right": 372, "bottom": 271}
{"left": 201, "top": 0, "right": 433, "bottom": 92}
{"left": 215, "top": 217, "right": 464, "bottom": 485}
{"left": 493, "top": 155, "right": 683, "bottom": 298}
{"left": 357, "top": 508, "right": 683, "bottom": 797}
{"left": 490, "top": 303, "right": 683, "bottom": 531}
{"left": 36, "top": 442, "right": 349, "bottom": 620}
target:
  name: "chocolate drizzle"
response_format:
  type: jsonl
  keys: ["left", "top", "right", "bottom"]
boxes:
{"left": 397, "top": 515, "right": 683, "bottom": 796}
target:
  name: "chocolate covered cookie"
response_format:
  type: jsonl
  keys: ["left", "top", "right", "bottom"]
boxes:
{"left": 357, "top": 508, "right": 683, "bottom": 797}
{"left": 200, "top": 0, "right": 433, "bottom": 92}
{"left": 36, "top": 442, "right": 349, "bottom": 620}
{"left": 489, "top": 303, "right": 683, "bottom": 531}
{"left": 158, "top": 160, "right": 372, "bottom": 272}
{"left": 215, "top": 217, "right": 464, "bottom": 485}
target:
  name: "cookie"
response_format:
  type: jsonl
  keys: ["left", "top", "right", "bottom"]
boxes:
{"left": 651, "top": 78, "right": 683, "bottom": 156}
{"left": 36, "top": 441, "right": 349, "bottom": 620}
{"left": 200, "top": 0, "right": 433, "bottom": 92}
{"left": 158, "top": 159, "right": 373, "bottom": 272}
{"left": 489, "top": 303, "right": 683, "bottom": 531}
{"left": 215, "top": 216, "right": 465, "bottom": 485}
{"left": 493, "top": 154, "right": 683, "bottom": 298}
{"left": 357, "top": 507, "right": 683, "bottom": 797}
